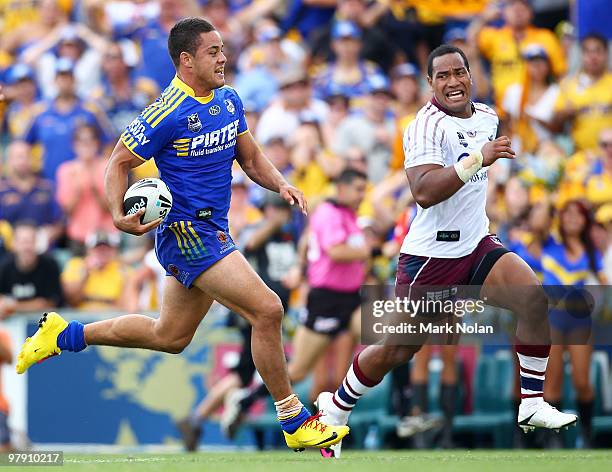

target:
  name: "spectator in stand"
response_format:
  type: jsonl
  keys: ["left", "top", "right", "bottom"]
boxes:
{"left": 200, "top": 0, "right": 245, "bottom": 66}
{"left": 235, "top": 21, "right": 306, "bottom": 112}
{"left": 21, "top": 23, "right": 110, "bottom": 100}
{"left": 595, "top": 203, "right": 612, "bottom": 283}
{"left": 543, "top": 200, "right": 607, "bottom": 448}
{"left": 320, "top": 86, "right": 351, "bottom": 151}
{"left": 469, "top": 0, "right": 566, "bottom": 106}
{"left": 23, "top": 58, "right": 110, "bottom": 183}
{"left": 501, "top": 44, "right": 560, "bottom": 156}
{"left": 227, "top": 173, "right": 262, "bottom": 239}
{"left": 289, "top": 120, "right": 343, "bottom": 205}
{"left": 0, "top": 222, "right": 62, "bottom": 319}
{"left": 312, "top": 20, "right": 383, "bottom": 103}
{"left": 333, "top": 74, "right": 396, "bottom": 184}
{"left": 2, "top": 0, "right": 68, "bottom": 58}
{"left": 124, "top": 237, "right": 166, "bottom": 312}
{"left": 584, "top": 128, "right": 612, "bottom": 207}
{"left": 255, "top": 69, "right": 328, "bottom": 145}
{"left": 0, "top": 141, "right": 63, "bottom": 248}
{"left": 129, "top": 0, "right": 200, "bottom": 90}
{"left": 0, "top": 327, "right": 12, "bottom": 452}
{"left": 553, "top": 33, "right": 612, "bottom": 152}
{"left": 310, "top": 0, "right": 399, "bottom": 72}
{"left": 2, "top": 64, "right": 44, "bottom": 140}
{"left": 90, "top": 41, "right": 158, "bottom": 136}
{"left": 56, "top": 123, "right": 118, "bottom": 250}
{"left": 281, "top": 0, "right": 336, "bottom": 43}
{"left": 61, "top": 231, "right": 129, "bottom": 311}
{"left": 389, "top": 63, "right": 422, "bottom": 173}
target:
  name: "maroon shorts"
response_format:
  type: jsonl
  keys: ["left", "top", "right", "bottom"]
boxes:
{"left": 396, "top": 234, "right": 509, "bottom": 293}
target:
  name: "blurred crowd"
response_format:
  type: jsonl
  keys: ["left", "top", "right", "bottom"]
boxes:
{"left": 0, "top": 0, "right": 611, "bottom": 450}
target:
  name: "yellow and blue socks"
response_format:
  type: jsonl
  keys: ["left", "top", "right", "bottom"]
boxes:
{"left": 57, "top": 321, "right": 87, "bottom": 352}
{"left": 276, "top": 394, "right": 310, "bottom": 434}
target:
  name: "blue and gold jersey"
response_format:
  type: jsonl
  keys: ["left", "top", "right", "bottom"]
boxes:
{"left": 542, "top": 237, "right": 603, "bottom": 286}
{"left": 120, "top": 75, "right": 248, "bottom": 231}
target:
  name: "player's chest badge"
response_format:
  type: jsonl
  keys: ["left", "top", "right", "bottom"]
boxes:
{"left": 225, "top": 99, "right": 235, "bottom": 114}
{"left": 467, "top": 130, "right": 477, "bottom": 138}
{"left": 188, "top": 113, "right": 202, "bottom": 132}
{"left": 209, "top": 105, "right": 221, "bottom": 116}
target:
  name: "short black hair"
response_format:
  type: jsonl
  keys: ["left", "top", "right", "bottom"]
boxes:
{"left": 427, "top": 44, "right": 470, "bottom": 78}
{"left": 168, "top": 18, "right": 216, "bottom": 67}
{"left": 581, "top": 32, "right": 609, "bottom": 51}
{"left": 336, "top": 168, "right": 368, "bottom": 185}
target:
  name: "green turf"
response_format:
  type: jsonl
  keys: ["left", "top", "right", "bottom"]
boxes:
{"left": 16, "top": 450, "right": 612, "bottom": 472}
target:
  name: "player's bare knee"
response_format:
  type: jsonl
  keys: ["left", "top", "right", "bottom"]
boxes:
{"left": 251, "top": 293, "right": 284, "bottom": 328}
{"left": 515, "top": 286, "right": 548, "bottom": 319}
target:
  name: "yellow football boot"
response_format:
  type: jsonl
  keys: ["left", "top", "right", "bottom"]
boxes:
{"left": 283, "top": 412, "right": 350, "bottom": 452}
{"left": 16, "top": 312, "right": 68, "bottom": 374}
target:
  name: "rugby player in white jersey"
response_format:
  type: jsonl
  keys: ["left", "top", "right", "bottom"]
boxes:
{"left": 315, "top": 44, "right": 577, "bottom": 458}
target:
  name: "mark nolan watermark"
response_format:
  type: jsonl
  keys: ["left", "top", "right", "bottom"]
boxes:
{"left": 372, "top": 320, "right": 494, "bottom": 335}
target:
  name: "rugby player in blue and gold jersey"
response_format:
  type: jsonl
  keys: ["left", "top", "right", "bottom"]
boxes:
{"left": 16, "top": 18, "right": 348, "bottom": 452}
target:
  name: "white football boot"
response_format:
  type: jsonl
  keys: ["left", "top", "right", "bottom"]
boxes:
{"left": 315, "top": 391, "right": 350, "bottom": 458}
{"left": 518, "top": 400, "right": 578, "bottom": 433}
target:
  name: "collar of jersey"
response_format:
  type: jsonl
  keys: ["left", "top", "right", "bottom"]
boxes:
{"left": 171, "top": 75, "right": 215, "bottom": 104}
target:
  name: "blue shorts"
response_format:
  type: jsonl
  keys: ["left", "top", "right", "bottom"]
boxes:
{"left": 155, "top": 220, "right": 237, "bottom": 288}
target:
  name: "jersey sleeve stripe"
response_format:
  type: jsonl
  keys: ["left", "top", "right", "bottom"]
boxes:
{"left": 474, "top": 105, "right": 497, "bottom": 117}
{"left": 145, "top": 89, "right": 184, "bottom": 124}
{"left": 151, "top": 94, "right": 188, "bottom": 128}
{"left": 120, "top": 136, "right": 148, "bottom": 162}
{"left": 237, "top": 129, "right": 249, "bottom": 136}
{"left": 141, "top": 87, "right": 179, "bottom": 120}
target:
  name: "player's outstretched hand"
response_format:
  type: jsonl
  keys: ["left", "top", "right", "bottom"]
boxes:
{"left": 481, "top": 136, "right": 515, "bottom": 167}
{"left": 114, "top": 208, "right": 162, "bottom": 236}
{"left": 280, "top": 183, "right": 308, "bottom": 215}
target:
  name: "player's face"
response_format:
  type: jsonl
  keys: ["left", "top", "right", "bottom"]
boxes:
{"left": 192, "top": 31, "right": 227, "bottom": 90}
{"left": 428, "top": 53, "right": 472, "bottom": 116}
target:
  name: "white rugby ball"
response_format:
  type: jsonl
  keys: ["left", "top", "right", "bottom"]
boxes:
{"left": 123, "top": 178, "right": 173, "bottom": 224}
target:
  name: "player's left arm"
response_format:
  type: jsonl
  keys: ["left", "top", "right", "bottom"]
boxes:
{"left": 236, "top": 131, "right": 308, "bottom": 214}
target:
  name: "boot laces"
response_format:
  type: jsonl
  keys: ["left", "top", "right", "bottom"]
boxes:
{"left": 301, "top": 412, "right": 327, "bottom": 433}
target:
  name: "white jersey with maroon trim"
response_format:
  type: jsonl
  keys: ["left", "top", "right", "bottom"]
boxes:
{"left": 400, "top": 101, "right": 499, "bottom": 258}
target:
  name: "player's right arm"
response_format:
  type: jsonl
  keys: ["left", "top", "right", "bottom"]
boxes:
{"left": 104, "top": 141, "right": 162, "bottom": 236}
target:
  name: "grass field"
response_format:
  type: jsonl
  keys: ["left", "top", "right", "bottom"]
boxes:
{"left": 16, "top": 450, "right": 612, "bottom": 472}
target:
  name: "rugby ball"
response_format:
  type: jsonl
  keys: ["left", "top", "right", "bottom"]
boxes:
{"left": 123, "top": 178, "right": 173, "bottom": 224}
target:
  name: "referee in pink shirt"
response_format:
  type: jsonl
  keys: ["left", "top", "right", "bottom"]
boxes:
{"left": 288, "top": 169, "right": 370, "bottom": 383}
